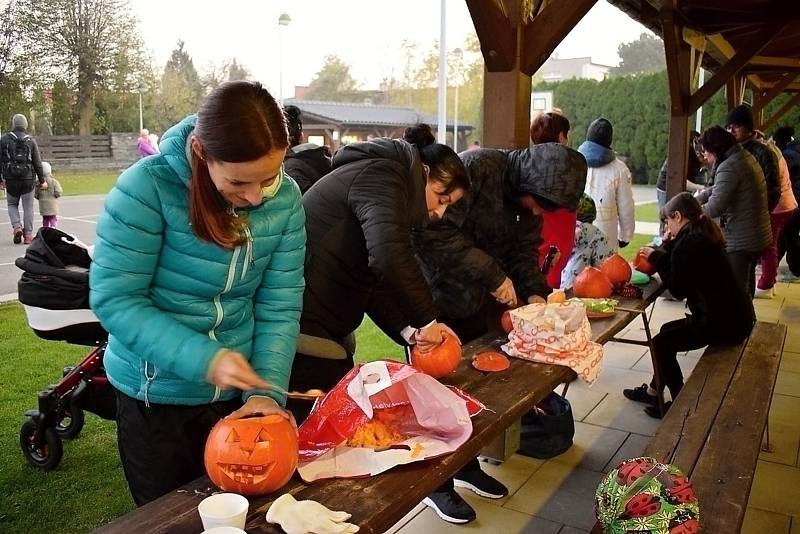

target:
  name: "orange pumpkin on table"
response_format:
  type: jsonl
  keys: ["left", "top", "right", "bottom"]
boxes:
{"left": 600, "top": 254, "right": 632, "bottom": 286}
{"left": 410, "top": 331, "right": 462, "bottom": 378}
{"left": 204, "top": 414, "right": 298, "bottom": 495}
{"left": 501, "top": 310, "right": 514, "bottom": 333}
{"left": 574, "top": 267, "right": 614, "bottom": 298}
{"left": 632, "top": 251, "right": 657, "bottom": 276}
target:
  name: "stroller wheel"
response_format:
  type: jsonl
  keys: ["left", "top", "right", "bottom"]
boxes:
{"left": 20, "top": 419, "right": 63, "bottom": 470}
{"left": 56, "top": 403, "right": 85, "bottom": 439}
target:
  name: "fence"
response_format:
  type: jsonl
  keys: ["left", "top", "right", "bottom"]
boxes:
{"left": 35, "top": 133, "right": 139, "bottom": 171}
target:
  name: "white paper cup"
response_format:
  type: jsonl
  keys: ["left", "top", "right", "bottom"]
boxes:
{"left": 201, "top": 527, "right": 247, "bottom": 534}
{"left": 198, "top": 493, "right": 249, "bottom": 530}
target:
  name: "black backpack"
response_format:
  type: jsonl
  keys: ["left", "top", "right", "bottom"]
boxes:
{"left": 5, "top": 132, "right": 33, "bottom": 179}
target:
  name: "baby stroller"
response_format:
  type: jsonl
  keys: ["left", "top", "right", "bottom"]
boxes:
{"left": 16, "top": 227, "right": 115, "bottom": 470}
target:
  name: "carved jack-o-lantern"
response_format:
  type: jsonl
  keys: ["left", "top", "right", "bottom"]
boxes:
{"left": 204, "top": 414, "right": 298, "bottom": 495}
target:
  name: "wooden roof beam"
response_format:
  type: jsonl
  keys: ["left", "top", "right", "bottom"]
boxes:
{"left": 521, "top": 0, "right": 598, "bottom": 76}
{"left": 753, "top": 74, "right": 800, "bottom": 115}
{"left": 762, "top": 92, "right": 800, "bottom": 132}
{"left": 688, "top": 23, "right": 785, "bottom": 113}
{"left": 750, "top": 56, "right": 800, "bottom": 69}
{"left": 465, "top": 0, "right": 517, "bottom": 71}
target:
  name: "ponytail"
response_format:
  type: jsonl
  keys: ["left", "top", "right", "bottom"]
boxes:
{"left": 663, "top": 192, "right": 724, "bottom": 246}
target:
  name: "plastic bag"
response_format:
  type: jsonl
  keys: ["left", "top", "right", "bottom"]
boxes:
{"left": 501, "top": 302, "right": 604, "bottom": 384}
{"left": 297, "top": 360, "right": 481, "bottom": 482}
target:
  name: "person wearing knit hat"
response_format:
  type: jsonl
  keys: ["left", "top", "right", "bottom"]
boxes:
{"left": 725, "top": 103, "right": 781, "bottom": 214}
{"left": 578, "top": 117, "right": 635, "bottom": 252}
{"left": 0, "top": 113, "right": 47, "bottom": 244}
{"left": 726, "top": 105, "right": 796, "bottom": 298}
{"left": 560, "top": 193, "right": 614, "bottom": 290}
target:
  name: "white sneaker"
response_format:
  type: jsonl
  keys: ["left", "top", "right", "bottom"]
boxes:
{"left": 754, "top": 287, "right": 775, "bottom": 299}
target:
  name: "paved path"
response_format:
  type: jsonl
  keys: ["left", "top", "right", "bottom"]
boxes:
{"left": 0, "top": 194, "right": 105, "bottom": 297}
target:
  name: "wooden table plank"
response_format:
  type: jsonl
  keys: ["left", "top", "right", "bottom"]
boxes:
{"left": 95, "top": 281, "right": 663, "bottom": 534}
{"left": 688, "top": 322, "right": 785, "bottom": 534}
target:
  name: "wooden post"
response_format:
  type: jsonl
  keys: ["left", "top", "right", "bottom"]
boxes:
{"left": 752, "top": 90, "right": 765, "bottom": 131}
{"left": 483, "top": 67, "right": 532, "bottom": 149}
{"left": 662, "top": 1, "right": 692, "bottom": 201}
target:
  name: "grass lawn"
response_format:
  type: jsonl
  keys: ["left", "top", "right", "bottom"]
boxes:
{"left": 634, "top": 201, "right": 660, "bottom": 223}
{"left": 57, "top": 170, "right": 120, "bottom": 196}
{"left": 0, "top": 302, "right": 401, "bottom": 533}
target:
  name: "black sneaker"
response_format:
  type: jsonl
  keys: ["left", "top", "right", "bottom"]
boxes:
{"left": 623, "top": 384, "right": 658, "bottom": 405}
{"left": 423, "top": 489, "right": 476, "bottom": 524}
{"left": 645, "top": 401, "right": 672, "bottom": 419}
{"left": 454, "top": 468, "right": 508, "bottom": 499}
{"left": 13, "top": 228, "right": 22, "bottom": 244}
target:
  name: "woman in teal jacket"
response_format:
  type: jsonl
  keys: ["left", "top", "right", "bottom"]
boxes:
{"left": 90, "top": 81, "right": 305, "bottom": 506}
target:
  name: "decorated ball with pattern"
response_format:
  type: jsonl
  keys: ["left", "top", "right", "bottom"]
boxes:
{"left": 595, "top": 457, "right": 700, "bottom": 534}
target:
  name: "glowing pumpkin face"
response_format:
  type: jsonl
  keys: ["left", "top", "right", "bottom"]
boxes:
{"left": 204, "top": 414, "right": 298, "bottom": 495}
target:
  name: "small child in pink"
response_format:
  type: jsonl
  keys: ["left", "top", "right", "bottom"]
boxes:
{"left": 35, "top": 161, "right": 63, "bottom": 228}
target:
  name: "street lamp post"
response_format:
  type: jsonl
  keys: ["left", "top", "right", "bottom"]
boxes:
{"left": 452, "top": 48, "right": 463, "bottom": 153}
{"left": 138, "top": 85, "right": 144, "bottom": 132}
{"left": 278, "top": 13, "right": 292, "bottom": 104}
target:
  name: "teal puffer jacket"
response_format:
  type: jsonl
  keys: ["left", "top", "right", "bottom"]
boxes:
{"left": 90, "top": 116, "right": 305, "bottom": 407}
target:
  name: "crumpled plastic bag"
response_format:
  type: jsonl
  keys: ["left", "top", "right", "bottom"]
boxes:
{"left": 296, "top": 360, "right": 482, "bottom": 482}
{"left": 502, "top": 302, "right": 604, "bottom": 384}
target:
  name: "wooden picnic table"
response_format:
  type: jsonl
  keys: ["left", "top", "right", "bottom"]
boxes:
{"left": 95, "top": 280, "right": 663, "bottom": 534}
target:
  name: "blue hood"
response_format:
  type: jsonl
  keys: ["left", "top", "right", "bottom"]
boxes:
{"left": 578, "top": 140, "right": 616, "bottom": 168}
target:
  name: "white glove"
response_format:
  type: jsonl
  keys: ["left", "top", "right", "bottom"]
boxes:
{"left": 265, "top": 493, "right": 360, "bottom": 534}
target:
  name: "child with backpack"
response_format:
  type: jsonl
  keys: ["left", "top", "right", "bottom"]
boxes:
{"left": 35, "top": 161, "right": 62, "bottom": 228}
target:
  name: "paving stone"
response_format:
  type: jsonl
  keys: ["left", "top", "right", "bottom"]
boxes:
{"left": 504, "top": 463, "right": 604, "bottom": 531}
{"left": 549, "top": 421, "right": 628, "bottom": 472}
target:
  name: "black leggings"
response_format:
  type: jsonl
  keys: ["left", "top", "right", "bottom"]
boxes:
{"left": 649, "top": 318, "right": 710, "bottom": 400}
{"left": 114, "top": 389, "right": 242, "bottom": 506}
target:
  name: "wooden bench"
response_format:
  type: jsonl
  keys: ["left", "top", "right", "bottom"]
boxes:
{"left": 95, "top": 282, "right": 663, "bottom": 534}
{"left": 591, "top": 320, "right": 786, "bottom": 534}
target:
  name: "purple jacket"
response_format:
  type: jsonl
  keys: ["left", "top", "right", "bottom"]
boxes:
{"left": 137, "top": 137, "right": 157, "bottom": 158}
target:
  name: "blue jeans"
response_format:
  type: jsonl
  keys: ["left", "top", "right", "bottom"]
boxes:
{"left": 7, "top": 190, "right": 35, "bottom": 236}
{"left": 656, "top": 188, "right": 666, "bottom": 236}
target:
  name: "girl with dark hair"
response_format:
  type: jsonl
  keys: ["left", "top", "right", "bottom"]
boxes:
{"left": 91, "top": 81, "right": 306, "bottom": 505}
{"left": 294, "top": 124, "right": 485, "bottom": 524}
{"left": 623, "top": 192, "right": 754, "bottom": 418}
{"left": 695, "top": 125, "right": 772, "bottom": 297}
{"left": 282, "top": 104, "right": 332, "bottom": 194}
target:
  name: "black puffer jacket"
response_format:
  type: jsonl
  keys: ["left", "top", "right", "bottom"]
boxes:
{"left": 301, "top": 138, "right": 438, "bottom": 345}
{"left": 284, "top": 143, "right": 332, "bottom": 194}
{"left": 649, "top": 227, "right": 754, "bottom": 343}
{"left": 413, "top": 145, "right": 585, "bottom": 320}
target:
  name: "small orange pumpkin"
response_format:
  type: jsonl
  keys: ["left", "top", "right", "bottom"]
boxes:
{"left": 600, "top": 254, "right": 632, "bottom": 285}
{"left": 633, "top": 251, "right": 657, "bottom": 275}
{"left": 410, "top": 331, "right": 462, "bottom": 378}
{"left": 204, "top": 414, "right": 298, "bottom": 495}
{"left": 574, "top": 267, "right": 614, "bottom": 298}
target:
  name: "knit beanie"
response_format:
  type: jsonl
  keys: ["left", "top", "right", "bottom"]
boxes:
{"left": 725, "top": 104, "right": 754, "bottom": 131}
{"left": 586, "top": 118, "right": 613, "bottom": 148}
{"left": 12, "top": 114, "right": 28, "bottom": 130}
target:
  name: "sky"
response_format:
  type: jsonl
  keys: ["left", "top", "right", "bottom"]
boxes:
{"left": 130, "top": 0, "right": 651, "bottom": 98}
